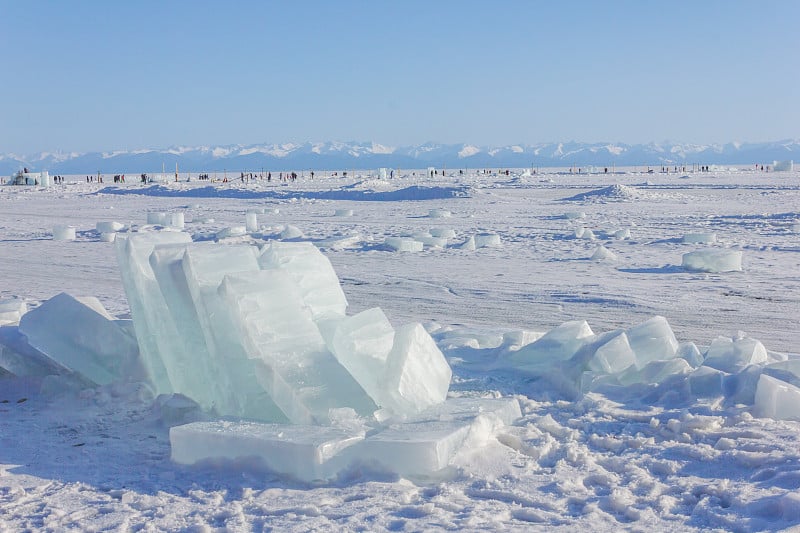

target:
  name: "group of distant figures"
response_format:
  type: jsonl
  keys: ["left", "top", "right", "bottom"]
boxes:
{"left": 52, "top": 175, "right": 66, "bottom": 184}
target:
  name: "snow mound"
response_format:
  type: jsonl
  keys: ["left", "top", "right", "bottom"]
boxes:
{"left": 562, "top": 184, "right": 646, "bottom": 202}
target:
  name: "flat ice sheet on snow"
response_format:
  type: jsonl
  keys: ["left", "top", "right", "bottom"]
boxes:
{"left": 169, "top": 397, "right": 521, "bottom": 481}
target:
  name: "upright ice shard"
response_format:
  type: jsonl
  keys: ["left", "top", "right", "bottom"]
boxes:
{"left": 150, "top": 244, "right": 277, "bottom": 419}
{"left": 115, "top": 231, "right": 192, "bottom": 393}
{"left": 329, "top": 308, "right": 395, "bottom": 406}
{"left": 219, "top": 270, "right": 376, "bottom": 424}
{"left": 328, "top": 310, "right": 451, "bottom": 416}
{"left": 178, "top": 243, "right": 286, "bottom": 421}
{"left": 258, "top": 241, "right": 348, "bottom": 319}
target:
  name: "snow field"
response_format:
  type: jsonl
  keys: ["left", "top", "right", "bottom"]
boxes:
{"left": 1, "top": 167, "right": 799, "bottom": 530}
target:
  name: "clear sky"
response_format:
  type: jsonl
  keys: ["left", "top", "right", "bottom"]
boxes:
{"left": 1, "top": 1, "right": 798, "bottom": 154}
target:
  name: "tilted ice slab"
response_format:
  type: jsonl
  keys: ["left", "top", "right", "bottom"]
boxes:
{"left": 115, "top": 231, "right": 193, "bottom": 393}
{"left": 170, "top": 397, "right": 521, "bottom": 482}
{"left": 18, "top": 293, "right": 138, "bottom": 385}
{"left": 179, "top": 243, "right": 287, "bottom": 422}
{"left": 149, "top": 243, "right": 284, "bottom": 421}
{"left": 219, "top": 270, "right": 376, "bottom": 424}
{"left": 325, "top": 308, "right": 452, "bottom": 418}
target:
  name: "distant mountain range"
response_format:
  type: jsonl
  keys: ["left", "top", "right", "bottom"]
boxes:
{"left": 1, "top": 140, "right": 798, "bottom": 175}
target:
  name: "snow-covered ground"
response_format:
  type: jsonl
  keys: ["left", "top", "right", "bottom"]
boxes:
{"left": 2, "top": 168, "right": 800, "bottom": 531}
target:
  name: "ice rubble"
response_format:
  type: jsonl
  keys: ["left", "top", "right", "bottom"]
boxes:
{"left": 0, "top": 230, "right": 515, "bottom": 480}
{"left": 495, "top": 314, "right": 800, "bottom": 417}
{"left": 112, "top": 232, "right": 508, "bottom": 480}
{"left": 4, "top": 228, "right": 799, "bottom": 481}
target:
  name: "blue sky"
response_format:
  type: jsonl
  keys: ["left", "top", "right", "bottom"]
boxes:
{"left": 1, "top": 1, "right": 798, "bottom": 153}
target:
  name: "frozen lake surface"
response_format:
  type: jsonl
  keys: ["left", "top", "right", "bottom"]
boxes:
{"left": 1, "top": 167, "right": 799, "bottom": 530}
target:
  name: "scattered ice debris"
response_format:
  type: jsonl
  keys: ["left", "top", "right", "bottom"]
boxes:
{"left": 683, "top": 232, "right": 717, "bottom": 244}
{"left": 245, "top": 212, "right": 258, "bottom": 232}
{"left": 430, "top": 228, "right": 456, "bottom": 239}
{"left": 314, "top": 233, "right": 361, "bottom": 250}
{"left": 459, "top": 236, "right": 476, "bottom": 250}
{"left": 563, "top": 211, "right": 585, "bottom": 220}
{"left": 682, "top": 249, "right": 743, "bottom": 272}
{"left": 18, "top": 293, "right": 139, "bottom": 385}
{"left": 96, "top": 221, "right": 125, "bottom": 233}
{"left": 334, "top": 208, "right": 354, "bottom": 217}
{"left": 612, "top": 228, "right": 631, "bottom": 239}
{"left": 280, "top": 224, "right": 304, "bottom": 239}
{"left": 0, "top": 299, "right": 27, "bottom": 326}
{"left": 146, "top": 211, "right": 166, "bottom": 225}
{"left": 169, "top": 212, "right": 184, "bottom": 229}
{"left": 414, "top": 235, "right": 448, "bottom": 248}
{"left": 574, "top": 228, "right": 596, "bottom": 240}
{"left": 385, "top": 237, "right": 423, "bottom": 252}
{"left": 215, "top": 226, "right": 247, "bottom": 239}
{"left": 591, "top": 245, "right": 616, "bottom": 261}
{"left": 52, "top": 224, "right": 76, "bottom": 241}
{"left": 474, "top": 233, "right": 502, "bottom": 248}
{"left": 428, "top": 208, "right": 451, "bottom": 218}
